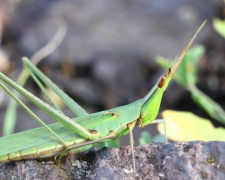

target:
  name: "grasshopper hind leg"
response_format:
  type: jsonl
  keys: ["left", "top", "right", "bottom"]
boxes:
{"left": 0, "top": 79, "right": 68, "bottom": 148}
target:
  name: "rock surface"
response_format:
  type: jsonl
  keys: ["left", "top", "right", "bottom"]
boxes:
{"left": 0, "top": 141, "right": 225, "bottom": 180}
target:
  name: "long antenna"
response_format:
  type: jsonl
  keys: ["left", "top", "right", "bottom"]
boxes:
{"left": 171, "top": 20, "right": 207, "bottom": 72}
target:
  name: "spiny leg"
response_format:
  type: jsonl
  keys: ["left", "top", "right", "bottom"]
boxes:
{"left": 0, "top": 71, "right": 96, "bottom": 140}
{"left": 152, "top": 119, "right": 167, "bottom": 143}
{"left": 128, "top": 121, "right": 136, "bottom": 174}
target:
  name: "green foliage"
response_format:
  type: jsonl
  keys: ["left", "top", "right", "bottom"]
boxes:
{"left": 151, "top": 134, "right": 165, "bottom": 142}
{"left": 138, "top": 131, "right": 165, "bottom": 145}
{"left": 139, "top": 131, "right": 152, "bottom": 145}
{"left": 213, "top": 18, "right": 225, "bottom": 38}
{"left": 3, "top": 100, "right": 17, "bottom": 136}
{"left": 156, "top": 45, "right": 225, "bottom": 125}
{"left": 190, "top": 86, "right": 225, "bottom": 125}
{"left": 3, "top": 71, "right": 30, "bottom": 136}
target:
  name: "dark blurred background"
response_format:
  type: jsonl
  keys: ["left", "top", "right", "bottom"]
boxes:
{"left": 0, "top": 0, "right": 224, "bottom": 145}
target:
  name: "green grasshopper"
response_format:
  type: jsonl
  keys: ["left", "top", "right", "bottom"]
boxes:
{"left": 0, "top": 21, "right": 206, "bottom": 173}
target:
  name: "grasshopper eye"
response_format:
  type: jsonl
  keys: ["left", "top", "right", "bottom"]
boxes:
{"left": 158, "top": 76, "right": 166, "bottom": 88}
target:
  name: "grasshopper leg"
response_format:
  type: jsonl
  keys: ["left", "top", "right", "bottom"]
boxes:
{"left": 23, "top": 57, "right": 88, "bottom": 117}
{"left": 0, "top": 70, "right": 96, "bottom": 140}
{"left": 24, "top": 61, "right": 63, "bottom": 113}
{"left": 57, "top": 134, "right": 116, "bottom": 160}
{"left": 0, "top": 80, "right": 68, "bottom": 147}
{"left": 128, "top": 121, "right": 137, "bottom": 174}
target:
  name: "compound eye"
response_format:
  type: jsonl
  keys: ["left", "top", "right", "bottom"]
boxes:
{"left": 158, "top": 76, "right": 166, "bottom": 88}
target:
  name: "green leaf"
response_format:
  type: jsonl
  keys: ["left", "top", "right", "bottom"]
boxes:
{"left": 189, "top": 85, "right": 225, "bottom": 124}
{"left": 2, "top": 98, "right": 17, "bottom": 136}
{"left": 156, "top": 56, "right": 171, "bottom": 69}
{"left": 158, "top": 110, "right": 225, "bottom": 142}
{"left": 152, "top": 134, "right": 165, "bottom": 142}
{"left": 139, "top": 131, "right": 153, "bottom": 145}
{"left": 213, "top": 18, "right": 225, "bottom": 38}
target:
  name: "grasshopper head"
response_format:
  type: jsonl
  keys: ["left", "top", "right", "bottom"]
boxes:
{"left": 139, "top": 20, "right": 206, "bottom": 127}
{"left": 140, "top": 68, "right": 174, "bottom": 126}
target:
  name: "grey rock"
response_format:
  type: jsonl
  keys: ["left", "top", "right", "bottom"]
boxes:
{"left": 0, "top": 141, "right": 224, "bottom": 180}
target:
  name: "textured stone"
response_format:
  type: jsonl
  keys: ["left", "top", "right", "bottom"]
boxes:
{"left": 0, "top": 141, "right": 224, "bottom": 180}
